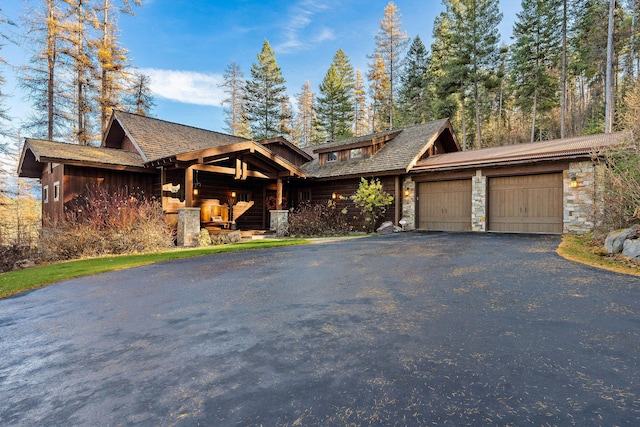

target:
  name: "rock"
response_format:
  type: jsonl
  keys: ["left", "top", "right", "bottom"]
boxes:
{"left": 622, "top": 239, "right": 640, "bottom": 259}
{"left": 393, "top": 225, "right": 402, "bottom": 233}
{"left": 377, "top": 221, "right": 394, "bottom": 234}
{"left": 227, "top": 230, "right": 242, "bottom": 243}
{"left": 605, "top": 228, "right": 634, "bottom": 254}
{"left": 13, "top": 259, "right": 35, "bottom": 270}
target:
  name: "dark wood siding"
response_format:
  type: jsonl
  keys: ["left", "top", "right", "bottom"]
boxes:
{"left": 417, "top": 180, "right": 472, "bottom": 231}
{"left": 488, "top": 174, "right": 563, "bottom": 233}
{"left": 42, "top": 163, "right": 65, "bottom": 223}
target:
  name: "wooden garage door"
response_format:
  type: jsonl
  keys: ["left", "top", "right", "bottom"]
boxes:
{"left": 488, "top": 174, "right": 563, "bottom": 233}
{"left": 418, "top": 180, "right": 471, "bottom": 231}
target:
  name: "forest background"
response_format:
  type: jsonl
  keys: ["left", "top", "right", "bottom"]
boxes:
{"left": 0, "top": 0, "right": 637, "bottom": 244}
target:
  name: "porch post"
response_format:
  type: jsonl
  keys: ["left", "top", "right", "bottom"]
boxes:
{"left": 185, "top": 165, "right": 194, "bottom": 207}
{"left": 276, "top": 178, "right": 283, "bottom": 209}
{"left": 394, "top": 176, "right": 401, "bottom": 225}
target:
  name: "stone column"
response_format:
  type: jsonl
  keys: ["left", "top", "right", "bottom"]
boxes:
{"left": 177, "top": 207, "right": 201, "bottom": 246}
{"left": 401, "top": 178, "right": 416, "bottom": 230}
{"left": 270, "top": 209, "right": 289, "bottom": 236}
{"left": 564, "top": 161, "right": 598, "bottom": 234}
{"left": 471, "top": 171, "right": 486, "bottom": 232}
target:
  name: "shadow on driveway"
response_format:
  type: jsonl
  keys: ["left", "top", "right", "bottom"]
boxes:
{"left": 1, "top": 232, "right": 639, "bottom": 425}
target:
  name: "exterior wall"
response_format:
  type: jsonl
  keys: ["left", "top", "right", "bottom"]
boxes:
{"left": 471, "top": 171, "right": 487, "bottom": 231}
{"left": 563, "top": 161, "right": 599, "bottom": 234}
{"left": 42, "top": 163, "right": 65, "bottom": 223}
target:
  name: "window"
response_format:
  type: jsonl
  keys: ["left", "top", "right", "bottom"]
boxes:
{"left": 236, "top": 191, "right": 251, "bottom": 202}
{"left": 299, "top": 189, "right": 311, "bottom": 202}
{"left": 43, "top": 185, "right": 49, "bottom": 204}
{"left": 53, "top": 181, "right": 60, "bottom": 202}
{"left": 350, "top": 148, "right": 363, "bottom": 159}
{"left": 327, "top": 151, "right": 338, "bottom": 162}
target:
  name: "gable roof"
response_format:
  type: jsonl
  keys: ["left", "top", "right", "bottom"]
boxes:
{"left": 18, "top": 138, "right": 146, "bottom": 178}
{"left": 104, "top": 111, "right": 250, "bottom": 162}
{"left": 301, "top": 118, "right": 457, "bottom": 179}
{"left": 413, "top": 131, "right": 631, "bottom": 171}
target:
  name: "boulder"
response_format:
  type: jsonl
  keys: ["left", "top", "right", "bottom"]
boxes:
{"left": 604, "top": 228, "right": 635, "bottom": 254}
{"left": 377, "top": 221, "right": 394, "bottom": 234}
{"left": 622, "top": 239, "right": 640, "bottom": 259}
{"left": 13, "top": 259, "right": 35, "bottom": 270}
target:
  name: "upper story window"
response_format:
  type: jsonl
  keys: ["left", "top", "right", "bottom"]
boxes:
{"left": 327, "top": 151, "right": 338, "bottom": 162}
{"left": 350, "top": 148, "right": 363, "bottom": 159}
{"left": 43, "top": 185, "right": 49, "bottom": 204}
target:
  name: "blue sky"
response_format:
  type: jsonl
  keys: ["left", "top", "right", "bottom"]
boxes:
{"left": 1, "top": 0, "right": 520, "bottom": 138}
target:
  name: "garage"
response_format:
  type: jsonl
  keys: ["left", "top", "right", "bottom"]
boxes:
{"left": 417, "top": 180, "right": 471, "bottom": 231}
{"left": 488, "top": 174, "right": 563, "bottom": 233}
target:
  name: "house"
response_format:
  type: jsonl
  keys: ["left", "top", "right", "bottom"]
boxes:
{"left": 18, "top": 111, "right": 628, "bottom": 243}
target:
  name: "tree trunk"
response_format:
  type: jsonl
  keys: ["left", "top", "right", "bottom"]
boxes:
{"left": 605, "top": 0, "right": 615, "bottom": 133}
{"left": 561, "top": 0, "right": 567, "bottom": 138}
{"left": 531, "top": 87, "right": 538, "bottom": 143}
{"left": 474, "top": 79, "right": 482, "bottom": 149}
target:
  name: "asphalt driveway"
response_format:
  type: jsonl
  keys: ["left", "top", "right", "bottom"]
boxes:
{"left": 1, "top": 232, "right": 639, "bottom": 426}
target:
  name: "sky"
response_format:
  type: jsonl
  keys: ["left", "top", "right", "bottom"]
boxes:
{"left": 1, "top": 0, "right": 520, "bottom": 141}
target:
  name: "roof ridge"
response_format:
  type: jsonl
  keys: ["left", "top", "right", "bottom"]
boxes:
{"left": 113, "top": 110, "right": 249, "bottom": 141}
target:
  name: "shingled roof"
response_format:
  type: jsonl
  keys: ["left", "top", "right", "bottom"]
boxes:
{"left": 18, "top": 138, "right": 146, "bottom": 178}
{"left": 105, "top": 111, "right": 250, "bottom": 162}
{"left": 302, "top": 118, "right": 456, "bottom": 179}
{"left": 413, "top": 131, "right": 631, "bottom": 171}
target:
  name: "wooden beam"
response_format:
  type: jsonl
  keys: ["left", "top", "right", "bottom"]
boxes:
{"left": 185, "top": 166, "right": 194, "bottom": 207}
{"left": 395, "top": 175, "right": 401, "bottom": 225}
{"left": 191, "top": 164, "right": 269, "bottom": 179}
{"left": 276, "top": 179, "right": 283, "bottom": 210}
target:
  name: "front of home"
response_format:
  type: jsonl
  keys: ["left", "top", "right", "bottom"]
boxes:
{"left": 18, "top": 110, "right": 628, "bottom": 243}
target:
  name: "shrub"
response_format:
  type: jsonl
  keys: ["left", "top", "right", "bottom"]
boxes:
{"left": 0, "top": 245, "right": 39, "bottom": 273}
{"left": 350, "top": 178, "right": 394, "bottom": 233}
{"left": 40, "top": 187, "right": 173, "bottom": 261}
{"left": 287, "top": 200, "right": 351, "bottom": 236}
{"left": 597, "top": 144, "right": 640, "bottom": 231}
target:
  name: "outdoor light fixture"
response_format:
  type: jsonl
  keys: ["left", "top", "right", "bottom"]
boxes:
{"left": 332, "top": 192, "right": 337, "bottom": 199}
{"left": 569, "top": 173, "right": 578, "bottom": 188}
{"left": 228, "top": 191, "right": 237, "bottom": 229}
{"left": 193, "top": 170, "right": 201, "bottom": 195}
{"left": 404, "top": 189, "right": 410, "bottom": 197}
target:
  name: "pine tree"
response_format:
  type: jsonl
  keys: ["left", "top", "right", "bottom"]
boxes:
{"left": 353, "top": 69, "right": 369, "bottom": 136}
{"left": 316, "top": 49, "right": 355, "bottom": 140}
{"left": 368, "top": 53, "right": 391, "bottom": 132}
{"left": 220, "top": 61, "right": 246, "bottom": 136}
{"left": 122, "top": 71, "right": 154, "bottom": 115}
{"left": 295, "top": 81, "right": 317, "bottom": 147}
{"left": 510, "top": 0, "right": 562, "bottom": 142}
{"left": 372, "top": 2, "right": 409, "bottom": 129}
{"left": 94, "top": 0, "right": 140, "bottom": 137}
{"left": 19, "top": 0, "right": 71, "bottom": 141}
{"left": 0, "top": 7, "right": 15, "bottom": 144}
{"left": 279, "top": 98, "right": 294, "bottom": 139}
{"left": 397, "top": 35, "right": 431, "bottom": 126}
{"left": 436, "top": 0, "right": 503, "bottom": 148}
{"left": 244, "top": 40, "right": 288, "bottom": 140}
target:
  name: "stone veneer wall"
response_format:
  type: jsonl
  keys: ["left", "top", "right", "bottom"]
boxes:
{"left": 177, "top": 207, "right": 201, "bottom": 246}
{"left": 471, "top": 172, "right": 487, "bottom": 231}
{"left": 402, "top": 178, "right": 416, "bottom": 230}
{"left": 563, "top": 161, "right": 600, "bottom": 234}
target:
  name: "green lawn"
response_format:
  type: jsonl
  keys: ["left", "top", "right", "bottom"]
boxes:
{"left": 0, "top": 239, "right": 308, "bottom": 299}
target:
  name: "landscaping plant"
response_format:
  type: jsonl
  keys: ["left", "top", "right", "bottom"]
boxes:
{"left": 40, "top": 186, "right": 173, "bottom": 261}
{"left": 287, "top": 200, "right": 351, "bottom": 236}
{"left": 350, "top": 178, "right": 394, "bottom": 233}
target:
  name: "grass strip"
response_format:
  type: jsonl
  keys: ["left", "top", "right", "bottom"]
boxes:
{"left": 557, "top": 234, "right": 640, "bottom": 277}
{"left": 0, "top": 239, "right": 308, "bottom": 299}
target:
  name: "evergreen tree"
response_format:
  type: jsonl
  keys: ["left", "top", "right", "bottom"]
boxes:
{"left": 510, "top": 0, "right": 562, "bottom": 142}
{"left": 94, "top": 0, "right": 140, "bottom": 137}
{"left": 0, "top": 7, "right": 15, "bottom": 144}
{"left": 122, "top": 71, "right": 154, "bottom": 116}
{"left": 295, "top": 80, "right": 317, "bottom": 147}
{"left": 220, "top": 61, "right": 246, "bottom": 136}
{"left": 244, "top": 40, "right": 288, "bottom": 140}
{"left": 19, "top": 0, "right": 71, "bottom": 141}
{"left": 372, "top": 2, "right": 409, "bottom": 129}
{"left": 316, "top": 49, "right": 355, "bottom": 140}
{"left": 353, "top": 69, "right": 369, "bottom": 136}
{"left": 368, "top": 53, "right": 391, "bottom": 132}
{"left": 435, "top": 0, "right": 503, "bottom": 148}
{"left": 279, "top": 98, "right": 294, "bottom": 140}
{"left": 397, "top": 35, "right": 431, "bottom": 126}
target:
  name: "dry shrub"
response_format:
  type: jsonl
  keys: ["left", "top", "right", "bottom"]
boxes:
{"left": 596, "top": 142, "right": 640, "bottom": 232}
{"left": 287, "top": 200, "right": 351, "bottom": 237}
{"left": 40, "top": 187, "right": 173, "bottom": 261}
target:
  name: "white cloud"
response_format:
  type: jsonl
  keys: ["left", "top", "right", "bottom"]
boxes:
{"left": 275, "top": 1, "right": 336, "bottom": 54}
{"left": 140, "top": 68, "right": 226, "bottom": 107}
